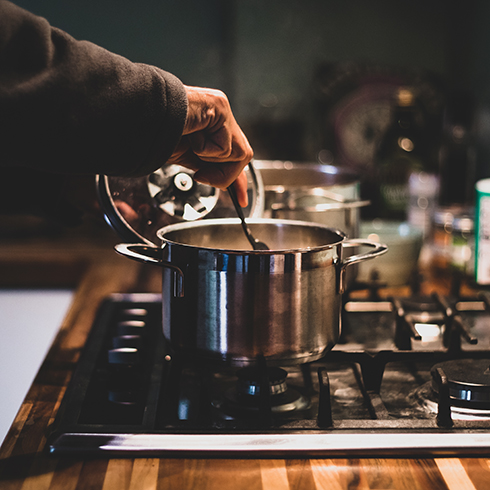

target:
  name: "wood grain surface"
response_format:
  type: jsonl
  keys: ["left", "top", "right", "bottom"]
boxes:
{"left": 0, "top": 223, "right": 489, "bottom": 490}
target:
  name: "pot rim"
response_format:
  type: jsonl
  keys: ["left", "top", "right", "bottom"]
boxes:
{"left": 155, "top": 217, "right": 347, "bottom": 254}
{"left": 253, "top": 160, "right": 360, "bottom": 187}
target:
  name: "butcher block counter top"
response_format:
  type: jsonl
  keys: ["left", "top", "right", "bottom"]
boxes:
{"left": 1, "top": 217, "right": 490, "bottom": 490}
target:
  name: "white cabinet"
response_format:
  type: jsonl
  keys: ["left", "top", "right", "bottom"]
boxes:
{"left": 0, "top": 290, "right": 73, "bottom": 445}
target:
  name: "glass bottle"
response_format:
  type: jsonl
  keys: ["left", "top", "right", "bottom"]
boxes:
{"left": 373, "top": 87, "right": 426, "bottom": 221}
{"left": 438, "top": 91, "right": 476, "bottom": 207}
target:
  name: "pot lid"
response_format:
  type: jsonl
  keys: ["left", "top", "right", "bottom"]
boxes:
{"left": 253, "top": 160, "right": 360, "bottom": 190}
{"left": 96, "top": 162, "right": 264, "bottom": 245}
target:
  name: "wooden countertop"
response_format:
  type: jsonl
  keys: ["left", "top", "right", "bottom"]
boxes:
{"left": 1, "top": 219, "right": 490, "bottom": 490}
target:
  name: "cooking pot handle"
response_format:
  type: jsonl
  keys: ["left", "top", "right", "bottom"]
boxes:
{"left": 114, "top": 243, "right": 184, "bottom": 297}
{"left": 338, "top": 239, "right": 388, "bottom": 293}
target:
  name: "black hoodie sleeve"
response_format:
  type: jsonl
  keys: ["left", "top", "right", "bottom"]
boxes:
{"left": 0, "top": 0, "right": 188, "bottom": 178}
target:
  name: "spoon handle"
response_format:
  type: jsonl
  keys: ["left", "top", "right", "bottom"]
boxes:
{"left": 228, "top": 185, "right": 257, "bottom": 250}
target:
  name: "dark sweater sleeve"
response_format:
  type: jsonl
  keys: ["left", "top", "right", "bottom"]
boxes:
{"left": 0, "top": 0, "right": 188, "bottom": 178}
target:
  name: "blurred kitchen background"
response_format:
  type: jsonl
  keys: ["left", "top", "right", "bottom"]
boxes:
{"left": 10, "top": 0, "right": 490, "bottom": 179}
{"left": 2, "top": 0, "right": 490, "bottom": 442}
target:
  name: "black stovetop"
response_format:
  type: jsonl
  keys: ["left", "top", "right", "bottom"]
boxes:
{"left": 47, "top": 290, "right": 490, "bottom": 457}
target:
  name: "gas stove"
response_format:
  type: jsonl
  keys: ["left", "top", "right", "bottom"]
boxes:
{"left": 47, "top": 289, "right": 490, "bottom": 457}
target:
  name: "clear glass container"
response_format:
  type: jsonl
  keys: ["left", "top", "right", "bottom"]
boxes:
{"left": 432, "top": 205, "right": 474, "bottom": 276}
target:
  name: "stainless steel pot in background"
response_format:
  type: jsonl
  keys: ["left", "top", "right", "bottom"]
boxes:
{"left": 254, "top": 160, "right": 367, "bottom": 237}
{"left": 253, "top": 161, "right": 369, "bottom": 288}
{"left": 115, "top": 218, "right": 387, "bottom": 367}
{"left": 270, "top": 189, "right": 370, "bottom": 239}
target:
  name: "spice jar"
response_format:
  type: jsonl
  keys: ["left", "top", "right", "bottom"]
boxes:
{"left": 432, "top": 205, "right": 474, "bottom": 276}
{"left": 475, "top": 178, "right": 490, "bottom": 285}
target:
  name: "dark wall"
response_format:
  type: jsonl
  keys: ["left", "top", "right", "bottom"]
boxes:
{"left": 12, "top": 0, "right": 230, "bottom": 89}
{"left": 11, "top": 0, "right": 490, "bottom": 171}
{"left": 10, "top": 0, "right": 455, "bottom": 99}
{"left": 234, "top": 1, "right": 448, "bottom": 116}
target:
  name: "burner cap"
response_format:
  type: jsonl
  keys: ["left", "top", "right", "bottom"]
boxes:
{"left": 431, "top": 359, "right": 490, "bottom": 409}
{"left": 237, "top": 367, "right": 288, "bottom": 396}
{"left": 220, "top": 367, "right": 310, "bottom": 415}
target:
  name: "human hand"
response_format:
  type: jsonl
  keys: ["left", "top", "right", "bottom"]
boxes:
{"left": 167, "top": 86, "right": 253, "bottom": 207}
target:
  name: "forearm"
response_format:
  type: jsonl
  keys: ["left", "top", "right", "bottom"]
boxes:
{"left": 0, "top": 0, "right": 187, "bottom": 177}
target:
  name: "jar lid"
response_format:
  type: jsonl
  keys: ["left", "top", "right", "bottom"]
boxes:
{"left": 476, "top": 178, "right": 490, "bottom": 194}
{"left": 434, "top": 205, "right": 474, "bottom": 232}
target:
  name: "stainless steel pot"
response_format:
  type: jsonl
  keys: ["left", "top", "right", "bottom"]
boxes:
{"left": 270, "top": 189, "right": 370, "bottom": 239}
{"left": 115, "top": 218, "right": 387, "bottom": 366}
{"left": 254, "top": 160, "right": 365, "bottom": 236}
{"left": 254, "top": 161, "right": 369, "bottom": 289}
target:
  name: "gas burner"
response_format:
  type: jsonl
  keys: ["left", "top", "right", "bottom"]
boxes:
{"left": 415, "top": 382, "right": 490, "bottom": 421}
{"left": 431, "top": 359, "right": 490, "bottom": 410}
{"left": 237, "top": 366, "right": 288, "bottom": 396}
{"left": 220, "top": 367, "right": 310, "bottom": 416}
{"left": 49, "top": 294, "right": 490, "bottom": 456}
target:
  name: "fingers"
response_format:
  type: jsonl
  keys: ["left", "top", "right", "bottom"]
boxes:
{"left": 185, "top": 129, "right": 251, "bottom": 165}
{"left": 233, "top": 169, "right": 249, "bottom": 208}
{"left": 186, "top": 116, "right": 253, "bottom": 173}
{"left": 167, "top": 146, "right": 249, "bottom": 207}
{"left": 174, "top": 85, "right": 253, "bottom": 191}
{"left": 165, "top": 85, "right": 253, "bottom": 209}
{"left": 195, "top": 166, "right": 248, "bottom": 207}
{"left": 182, "top": 86, "right": 230, "bottom": 135}
{"left": 191, "top": 159, "right": 247, "bottom": 193}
